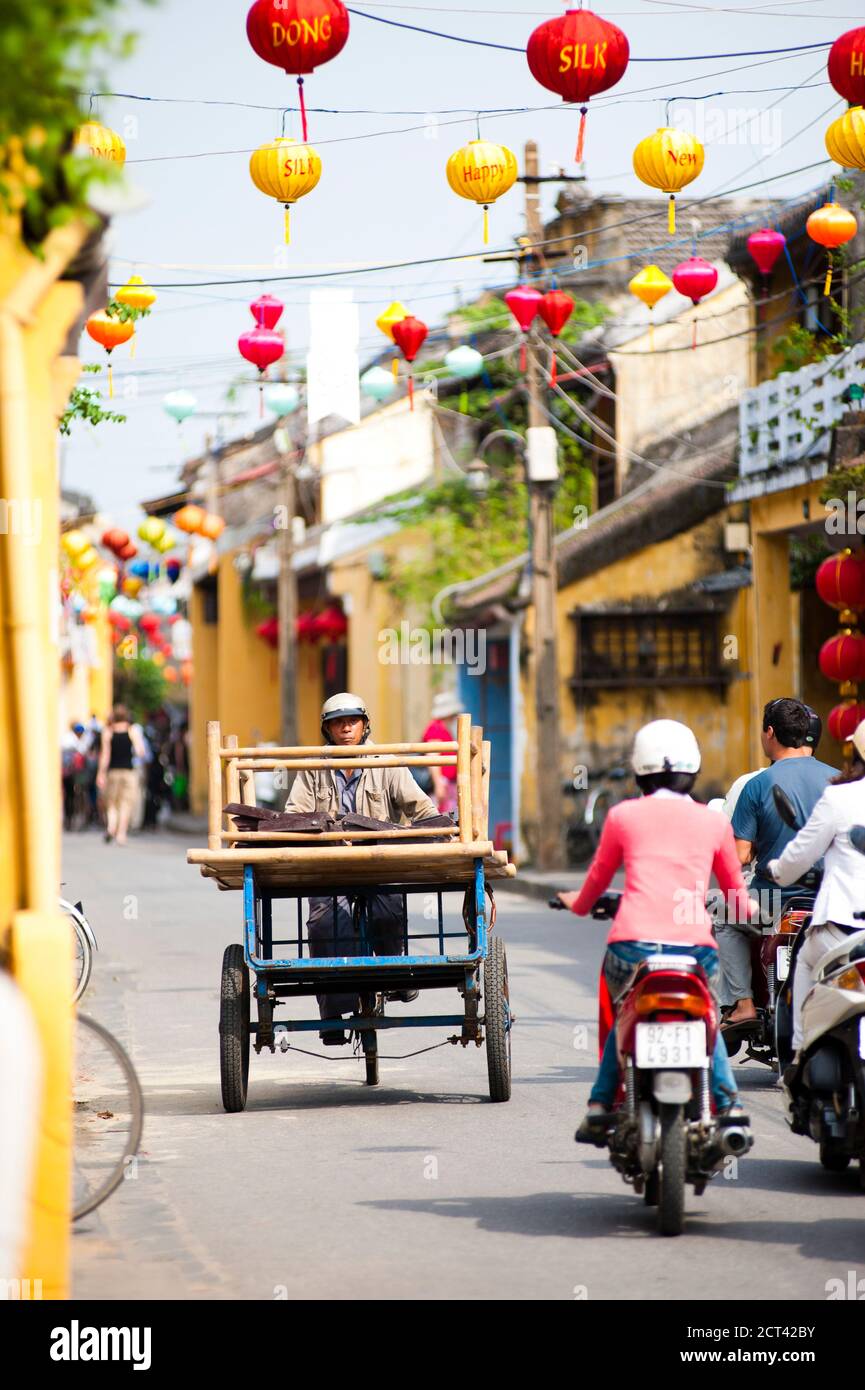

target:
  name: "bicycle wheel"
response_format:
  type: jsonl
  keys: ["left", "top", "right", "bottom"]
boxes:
{"left": 73, "top": 1014, "right": 144, "bottom": 1221}
{"left": 60, "top": 899, "right": 94, "bottom": 1004}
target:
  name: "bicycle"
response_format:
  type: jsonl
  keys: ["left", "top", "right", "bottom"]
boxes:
{"left": 60, "top": 895, "right": 97, "bottom": 1003}
{"left": 73, "top": 1013, "right": 144, "bottom": 1221}
{"left": 564, "top": 765, "right": 630, "bottom": 865}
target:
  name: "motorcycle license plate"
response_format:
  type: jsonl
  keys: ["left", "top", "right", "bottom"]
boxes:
{"left": 776, "top": 943, "right": 792, "bottom": 981}
{"left": 635, "top": 1021, "right": 707, "bottom": 1069}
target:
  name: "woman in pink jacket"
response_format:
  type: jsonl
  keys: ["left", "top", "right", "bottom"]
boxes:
{"left": 557, "top": 720, "right": 756, "bottom": 1142}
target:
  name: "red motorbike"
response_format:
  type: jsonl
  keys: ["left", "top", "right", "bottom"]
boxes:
{"left": 554, "top": 892, "right": 753, "bottom": 1236}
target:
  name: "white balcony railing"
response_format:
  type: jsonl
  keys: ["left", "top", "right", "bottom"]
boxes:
{"left": 739, "top": 342, "right": 865, "bottom": 477}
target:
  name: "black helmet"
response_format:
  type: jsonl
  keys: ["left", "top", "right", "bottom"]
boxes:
{"left": 801, "top": 703, "right": 822, "bottom": 751}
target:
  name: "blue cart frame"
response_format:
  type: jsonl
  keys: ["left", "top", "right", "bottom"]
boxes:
{"left": 218, "top": 856, "right": 512, "bottom": 1108}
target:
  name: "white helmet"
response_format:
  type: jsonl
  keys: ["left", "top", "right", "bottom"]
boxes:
{"left": 321, "top": 692, "right": 370, "bottom": 743}
{"left": 631, "top": 719, "right": 701, "bottom": 776}
{"left": 853, "top": 717, "right": 865, "bottom": 763}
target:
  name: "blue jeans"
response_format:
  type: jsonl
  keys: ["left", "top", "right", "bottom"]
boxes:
{"left": 589, "top": 942, "right": 737, "bottom": 1110}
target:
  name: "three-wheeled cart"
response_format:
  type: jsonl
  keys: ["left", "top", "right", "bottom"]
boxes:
{"left": 187, "top": 715, "right": 516, "bottom": 1110}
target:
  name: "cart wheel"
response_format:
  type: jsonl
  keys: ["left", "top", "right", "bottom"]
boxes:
{"left": 484, "top": 934, "right": 512, "bottom": 1102}
{"left": 220, "top": 943, "right": 250, "bottom": 1113}
{"left": 365, "top": 1048, "right": 380, "bottom": 1087}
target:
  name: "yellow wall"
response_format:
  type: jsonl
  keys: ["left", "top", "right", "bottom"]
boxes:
{"left": 189, "top": 581, "right": 218, "bottom": 815}
{"left": 216, "top": 553, "right": 280, "bottom": 747}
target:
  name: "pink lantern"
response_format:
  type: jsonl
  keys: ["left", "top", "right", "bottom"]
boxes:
{"left": 504, "top": 285, "right": 543, "bottom": 373}
{"left": 746, "top": 228, "right": 786, "bottom": 283}
{"left": 238, "top": 326, "right": 285, "bottom": 415}
{"left": 250, "top": 294, "right": 284, "bottom": 330}
{"left": 672, "top": 257, "right": 718, "bottom": 348}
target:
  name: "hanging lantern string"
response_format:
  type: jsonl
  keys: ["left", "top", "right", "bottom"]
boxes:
{"left": 575, "top": 106, "right": 588, "bottom": 164}
{"left": 297, "top": 77, "right": 308, "bottom": 142}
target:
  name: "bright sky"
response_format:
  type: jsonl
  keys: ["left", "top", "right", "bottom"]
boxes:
{"left": 63, "top": 0, "right": 857, "bottom": 526}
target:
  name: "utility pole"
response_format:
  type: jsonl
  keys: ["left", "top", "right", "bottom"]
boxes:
{"left": 275, "top": 428, "right": 298, "bottom": 746}
{"left": 523, "top": 139, "right": 564, "bottom": 870}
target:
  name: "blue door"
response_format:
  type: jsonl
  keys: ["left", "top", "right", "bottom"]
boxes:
{"left": 458, "top": 635, "right": 512, "bottom": 845}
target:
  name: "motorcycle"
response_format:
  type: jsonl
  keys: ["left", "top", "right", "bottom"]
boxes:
{"left": 552, "top": 892, "right": 752, "bottom": 1236}
{"left": 771, "top": 796, "right": 865, "bottom": 1184}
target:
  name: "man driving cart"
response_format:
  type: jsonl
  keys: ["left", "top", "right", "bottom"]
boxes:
{"left": 285, "top": 692, "right": 440, "bottom": 1043}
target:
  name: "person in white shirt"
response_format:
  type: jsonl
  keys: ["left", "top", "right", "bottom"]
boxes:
{"left": 768, "top": 717, "right": 865, "bottom": 1053}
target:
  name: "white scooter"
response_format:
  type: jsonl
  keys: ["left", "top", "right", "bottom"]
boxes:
{"left": 773, "top": 792, "right": 865, "bottom": 1184}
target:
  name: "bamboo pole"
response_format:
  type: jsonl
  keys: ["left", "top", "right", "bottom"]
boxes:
{"left": 188, "top": 840, "right": 494, "bottom": 866}
{"left": 481, "top": 738, "right": 491, "bottom": 841}
{"left": 234, "top": 756, "right": 457, "bottom": 771}
{"left": 470, "top": 725, "right": 484, "bottom": 840}
{"left": 219, "top": 741, "right": 456, "bottom": 758}
{"left": 239, "top": 768, "right": 257, "bottom": 807}
{"left": 456, "top": 713, "right": 472, "bottom": 844}
{"left": 220, "top": 826, "right": 460, "bottom": 842}
{"left": 207, "top": 720, "right": 222, "bottom": 851}
{"left": 225, "top": 734, "right": 241, "bottom": 808}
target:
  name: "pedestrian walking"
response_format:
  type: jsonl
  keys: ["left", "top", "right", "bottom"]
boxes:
{"left": 421, "top": 692, "right": 463, "bottom": 814}
{"left": 96, "top": 705, "right": 147, "bottom": 846}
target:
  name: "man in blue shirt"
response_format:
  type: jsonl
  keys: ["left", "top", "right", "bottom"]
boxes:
{"left": 719, "top": 698, "right": 835, "bottom": 1027}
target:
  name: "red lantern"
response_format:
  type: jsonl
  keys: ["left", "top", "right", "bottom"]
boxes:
{"left": 537, "top": 289, "right": 574, "bottom": 387}
{"left": 250, "top": 294, "right": 284, "bottom": 330}
{"left": 296, "top": 611, "right": 317, "bottom": 642}
{"left": 312, "top": 603, "right": 347, "bottom": 641}
{"left": 672, "top": 257, "right": 718, "bottom": 348}
{"left": 117, "top": 541, "right": 138, "bottom": 561}
{"left": 504, "top": 285, "right": 543, "bottom": 372}
{"left": 819, "top": 631, "right": 865, "bottom": 683}
{"left": 391, "top": 315, "right": 428, "bottom": 411}
{"left": 828, "top": 701, "right": 865, "bottom": 743}
{"left": 139, "top": 613, "right": 161, "bottom": 636}
{"left": 102, "top": 527, "right": 129, "bottom": 554}
{"left": 239, "top": 326, "right": 285, "bottom": 415}
{"left": 816, "top": 551, "right": 865, "bottom": 613}
{"left": 108, "top": 611, "right": 131, "bottom": 632}
{"left": 747, "top": 228, "right": 786, "bottom": 281}
{"left": 526, "top": 9, "right": 630, "bottom": 162}
{"left": 246, "top": 0, "right": 350, "bottom": 140}
{"left": 256, "top": 616, "right": 280, "bottom": 649}
{"left": 828, "top": 27, "right": 865, "bottom": 106}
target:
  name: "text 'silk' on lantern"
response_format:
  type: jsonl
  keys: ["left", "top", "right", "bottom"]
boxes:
{"left": 446, "top": 139, "right": 517, "bottom": 245}
{"left": 391, "top": 315, "right": 428, "bottom": 410}
{"left": 633, "top": 127, "right": 704, "bottom": 234}
{"left": 85, "top": 310, "right": 135, "bottom": 397}
{"left": 249, "top": 137, "right": 322, "bottom": 244}
{"left": 806, "top": 201, "right": 857, "bottom": 297}
{"left": 537, "top": 289, "right": 574, "bottom": 386}
{"left": 246, "top": 0, "right": 350, "bottom": 140}
{"left": 526, "top": 8, "right": 629, "bottom": 162}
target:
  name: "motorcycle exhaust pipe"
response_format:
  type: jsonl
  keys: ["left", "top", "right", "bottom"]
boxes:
{"left": 718, "top": 1125, "right": 752, "bottom": 1157}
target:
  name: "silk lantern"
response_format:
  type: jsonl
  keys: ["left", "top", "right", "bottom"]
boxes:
{"left": 181, "top": 661, "right": 194, "bottom": 687}
{"left": 361, "top": 366, "right": 396, "bottom": 404}
{"left": 117, "top": 540, "right": 137, "bottom": 561}
{"left": 75, "top": 120, "right": 126, "bottom": 165}
{"left": 828, "top": 27, "right": 865, "bottom": 106}
{"left": 163, "top": 390, "right": 197, "bottom": 424}
{"left": 138, "top": 517, "right": 167, "bottom": 548}
{"left": 819, "top": 631, "right": 865, "bottom": 683}
{"left": 504, "top": 285, "right": 543, "bottom": 373}
{"left": 174, "top": 505, "right": 205, "bottom": 534}
{"left": 249, "top": 137, "right": 322, "bottom": 244}
{"left": 115, "top": 274, "right": 156, "bottom": 312}
{"left": 526, "top": 9, "right": 630, "bottom": 162}
{"left": 828, "top": 701, "right": 865, "bottom": 743}
{"left": 199, "top": 513, "right": 226, "bottom": 542}
{"left": 825, "top": 107, "right": 865, "bottom": 171}
{"left": 62, "top": 530, "right": 90, "bottom": 560}
{"left": 296, "top": 611, "right": 318, "bottom": 642}
{"left": 633, "top": 127, "right": 704, "bottom": 235}
{"left": 806, "top": 202, "right": 858, "bottom": 297}
{"left": 251, "top": 293, "right": 284, "bottom": 329}
{"left": 85, "top": 311, "right": 135, "bottom": 397}
{"left": 538, "top": 289, "right": 574, "bottom": 386}
{"left": 239, "top": 325, "right": 285, "bottom": 413}
{"left": 101, "top": 527, "right": 129, "bottom": 555}
{"left": 312, "top": 604, "right": 348, "bottom": 641}
{"left": 629, "top": 265, "right": 673, "bottom": 351}
{"left": 446, "top": 139, "right": 518, "bottom": 244}
{"left": 445, "top": 345, "right": 483, "bottom": 410}
{"left": 166, "top": 558, "right": 182, "bottom": 583}
{"left": 747, "top": 228, "right": 786, "bottom": 285}
{"left": 264, "top": 383, "right": 300, "bottom": 415}
{"left": 672, "top": 257, "right": 718, "bottom": 348}
{"left": 391, "top": 315, "right": 428, "bottom": 410}
{"left": 256, "top": 616, "right": 280, "bottom": 649}
{"left": 376, "top": 301, "right": 409, "bottom": 379}
{"left": 816, "top": 550, "right": 865, "bottom": 616}
{"left": 164, "top": 667, "right": 179, "bottom": 684}
{"left": 246, "top": 0, "right": 350, "bottom": 140}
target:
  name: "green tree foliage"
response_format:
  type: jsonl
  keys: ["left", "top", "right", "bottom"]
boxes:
{"left": 0, "top": 0, "right": 147, "bottom": 245}
{"left": 59, "top": 363, "right": 125, "bottom": 434}
{"left": 113, "top": 655, "right": 167, "bottom": 722}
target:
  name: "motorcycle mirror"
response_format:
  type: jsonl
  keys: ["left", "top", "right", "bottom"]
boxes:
{"left": 850, "top": 825, "right": 865, "bottom": 856}
{"left": 772, "top": 784, "right": 800, "bottom": 830}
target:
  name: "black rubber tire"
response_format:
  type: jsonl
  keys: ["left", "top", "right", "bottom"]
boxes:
{"left": 820, "top": 1141, "right": 851, "bottom": 1172}
{"left": 657, "top": 1104, "right": 686, "bottom": 1236}
{"left": 643, "top": 1169, "right": 659, "bottom": 1206}
{"left": 220, "top": 943, "right": 250, "bottom": 1113}
{"left": 365, "top": 1050, "right": 380, "bottom": 1086}
{"left": 774, "top": 989, "right": 794, "bottom": 1071}
{"left": 484, "top": 935, "right": 512, "bottom": 1102}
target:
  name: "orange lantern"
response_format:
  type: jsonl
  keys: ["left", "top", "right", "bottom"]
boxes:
{"left": 173, "top": 505, "right": 206, "bottom": 534}
{"left": 806, "top": 202, "right": 857, "bottom": 297}
{"left": 633, "top": 128, "right": 704, "bottom": 235}
{"left": 164, "top": 667, "right": 179, "bottom": 684}
{"left": 181, "top": 660, "right": 194, "bottom": 686}
{"left": 199, "top": 513, "right": 226, "bottom": 541}
{"left": 85, "top": 311, "right": 135, "bottom": 397}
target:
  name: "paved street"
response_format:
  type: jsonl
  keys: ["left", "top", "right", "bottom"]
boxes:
{"left": 69, "top": 829, "right": 865, "bottom": 1302}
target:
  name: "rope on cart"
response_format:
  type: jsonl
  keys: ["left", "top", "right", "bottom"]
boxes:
{"left": 279, "top": 1036, "right": 462, "bottom": 1061}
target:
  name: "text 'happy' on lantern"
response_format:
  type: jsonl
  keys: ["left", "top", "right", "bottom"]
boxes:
{"left": 526, "top": 8, "right": 630, "bottom": 162}
{"left": 446, "top": 139, "right": 517, "bottom": 245}
{"left": 633, "top": 127, "right": 704, "bottom": 235}
{"left": 250, "top": 136, "right": 322, "bottom": 244}
{"left": 828, "top": 26, "right": 865, "bottom": 106}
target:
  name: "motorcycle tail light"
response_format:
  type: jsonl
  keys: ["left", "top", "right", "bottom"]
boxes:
{"left": 778, "top": 910, "right": 808, "bottom": 935}
{"left": 635, "top": 992, "right": 708, "bottom": 1017}
{"left": 833, "top": 964, "right": 865, "bottom": 993}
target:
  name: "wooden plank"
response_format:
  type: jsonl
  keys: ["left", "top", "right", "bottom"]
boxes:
{"left": 219, "top": 741, "right": 456, "bottom": 758}
{"left": 225, "top": 734, "right": 241, "bottom": 808}
{"left": 207, "top": 720, "right": 222, "bottom": 851}
{"left": 481, "top": 738, "right": 491, "bottom": 841}
{"left": 220, "top": 827, "right": 460, "bottom": 842}
{"left": 470, "top": 725, "right": 483, "bottom": 840}
{"left": 234, "top": 756, "right": 457, "bottom": 770}
{"left": 188, "top": 841, "right": 494, "bottom": 867}
{"left": 456, "top": 713, "right": 472, "bottom": 844}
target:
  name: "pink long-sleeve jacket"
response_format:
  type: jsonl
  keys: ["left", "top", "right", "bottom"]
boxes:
{"left": 570, "top": 791, "right": 754, "bottom": 947}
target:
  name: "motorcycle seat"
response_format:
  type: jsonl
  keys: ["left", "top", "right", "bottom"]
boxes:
{"left": 631, "top": 953, "right": 704, "bottom": 983}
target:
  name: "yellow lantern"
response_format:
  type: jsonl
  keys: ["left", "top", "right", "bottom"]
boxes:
{"left": 249, "top": 137, "right": 322, "bottom": 244}
{"left": 446, "top": 139, "right": 518, "bottom": 245}
{"left": 75, "top": 120, "right": 126, "bottom": 166}
{"left": 123, "top": 575, "right": 143, "bottom": 597}
{"left": 825, "top": 107, "right": 865, "bottom": 170}
{"left": 138, "top": 517, "right": 167, "bottom": 547}
{"left": 376, "top": 302, "right": 409, "bottom": 380}
{"left": 151, "top": 651, "right": 166, "bottom": 668}
{"left": 115, "top": 274, "right": 157, "bottom": 311}
{"left": 633, "top": 128, "right": 704, "bottom": 235}
{"left": 62, "top": 529, "right": 90, "bottom": 559}
{"left": 628, "top": 265, "right": 673, "bottom": 351}
{"left": 154, "top": 530, "right": 177, "bottom": 555}
{"left": 75, "top": 546, "right": 101, "bottom": 572}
